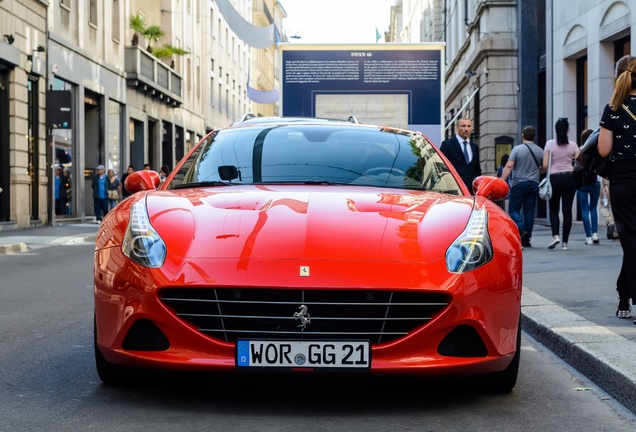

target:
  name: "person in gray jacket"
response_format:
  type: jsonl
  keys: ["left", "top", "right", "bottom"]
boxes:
{"left": 500, "top": 126, "right": 544, "bottom": 247}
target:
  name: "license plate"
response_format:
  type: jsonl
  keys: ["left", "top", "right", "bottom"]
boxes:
{"left": 236, "top": 340, "right": 371, "bottom": 369}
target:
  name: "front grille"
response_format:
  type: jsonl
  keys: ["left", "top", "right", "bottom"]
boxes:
{"left": 159, "top": 288, "right": 449, "bottom": 345}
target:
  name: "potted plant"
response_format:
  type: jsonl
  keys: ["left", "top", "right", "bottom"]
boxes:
{"left": 152, "top": 44, "right": 191, "bottom": 69}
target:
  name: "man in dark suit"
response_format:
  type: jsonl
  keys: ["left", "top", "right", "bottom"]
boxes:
{"left": 440, "top": 117, "right": 481, "bottom": 193}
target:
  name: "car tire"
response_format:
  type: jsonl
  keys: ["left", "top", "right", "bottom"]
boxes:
{"left": 94, "top": 314, "right": 130, "bottom": 385}
{"left": 483, "top": 319, "right": 521, "bottom": 393}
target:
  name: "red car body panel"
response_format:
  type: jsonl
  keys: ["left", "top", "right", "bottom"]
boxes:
{"left": 95, "top": 184, "right": 521, "bottom": 376}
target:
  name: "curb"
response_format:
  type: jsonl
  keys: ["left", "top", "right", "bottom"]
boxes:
{"left": 49, "top": 234, "right": 97, "bottom": 245}
{"left": 522, "top": 288, "right": 636, "bottom": 414}
{"left": 0, "top": 234, "right": 96, "bottom": 255}
{"left": 0, "top": 243, "right": 29, "bottom": 254}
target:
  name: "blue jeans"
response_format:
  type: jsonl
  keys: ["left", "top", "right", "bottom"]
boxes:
{"left": 508, "top": 180, "right": 539, "bottom": 238}
{"left": 577, "top": 181, "right": 600, "bottom": 237}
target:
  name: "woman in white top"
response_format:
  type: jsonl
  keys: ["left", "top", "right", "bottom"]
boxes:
{"left": 542, "top": 117, "right": 579, "bottom": 250}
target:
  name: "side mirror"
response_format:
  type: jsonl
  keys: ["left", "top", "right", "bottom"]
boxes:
{"left": 472, "top": 176, "right": 509, "bottom": 201}
{"left": 124, "top": 170, "right": 161, "bottom": 194}
{"left": 218, "top": 165, "right": 240, "bottom": 181}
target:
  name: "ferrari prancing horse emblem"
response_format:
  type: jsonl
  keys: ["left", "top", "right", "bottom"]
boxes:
{"left": 293, "top": 305, "right": 311, "bottom": 331}
{"left": 300, "top": 266, "right": 309, "bottom": 277}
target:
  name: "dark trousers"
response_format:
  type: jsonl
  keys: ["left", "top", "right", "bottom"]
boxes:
{"left": 94, "top": 198, "right": 109, "bottom": 221}
{"left": 548, "top": 172, "right": 577, "bottom": 243}
{"left": 508, "top": 180, "right": 539, "bottom": 239}
{"left": 55, "top": 197, "right": 67, "bottom": 215}
{"left": 609, "top": 159, "right": 636, "bottom": 302}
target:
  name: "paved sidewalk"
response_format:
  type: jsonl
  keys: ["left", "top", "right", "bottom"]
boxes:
{"left": 0, "top": 222, "right": 99, "bottom": 254}
{"left": 0, "top": 220, "right": 635, "bottom": 413}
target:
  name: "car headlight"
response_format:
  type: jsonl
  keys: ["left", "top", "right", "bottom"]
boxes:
{"left": 445, "top": 208, "right": 493, "bottom": 273}
{"left": 121, "top": 201, "right": 167, "bottom": 268}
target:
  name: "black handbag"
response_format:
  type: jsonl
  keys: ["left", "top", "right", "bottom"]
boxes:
{"left": 573, "top": 128, "right": 611, "bottom": 179}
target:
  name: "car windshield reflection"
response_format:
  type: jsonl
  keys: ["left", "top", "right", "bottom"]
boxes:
{"left": 167, "top": 124, "right": 461, "bottom": 194}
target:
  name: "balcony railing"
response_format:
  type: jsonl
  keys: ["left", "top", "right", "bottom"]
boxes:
{"left": 125, "top": 45, "right": 183, "bottom": 107}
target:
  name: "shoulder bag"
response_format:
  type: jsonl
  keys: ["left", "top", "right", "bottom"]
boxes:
{"left": 573, "top": 128, "right": 611, "bottom": 179}
{"left": 538, "top": 143, "right": 552, "bottom": 200}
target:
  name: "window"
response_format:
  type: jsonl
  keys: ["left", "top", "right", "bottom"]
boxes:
{"left": 112, "top": 0, "right": 120, "bottom": 42}
{"left": 196, "top": 56, "right": 201, "bottom": 96}
{"left": 218, "top": 83, "right": 222, "bottom": 111}
{"left": 107, "top": 100, "right": 122, "bottom": 177}
{"left": 210, "top": 77, "right": 214, "bottom": 107}
{"left": 60, "top": 0, "right": 71, "bottom": 10}
{"left": 175, "top": 38, "right": 182, "bottom": 73}
{"left": 187, "top": 57, "right": 192, "bottom": 91}
{"left": 89, "top": 0, "right": 97, "bottom": 26}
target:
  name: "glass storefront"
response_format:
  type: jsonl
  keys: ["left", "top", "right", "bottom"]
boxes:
{"left": 48, "top": 77, "right": 75, "bottom": 220}
{"left": 107, "top": 100, "right": 122, "bottom": 178}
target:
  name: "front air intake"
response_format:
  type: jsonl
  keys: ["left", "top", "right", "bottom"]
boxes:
{"left": 122, "top": 319, "right": 170, "bottom": 351}
{"left": 437, "top": 325, "right": 488, "bottom": 357}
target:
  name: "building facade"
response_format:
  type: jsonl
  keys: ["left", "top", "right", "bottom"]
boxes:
{"left": 389, "top": 0, "right": 518, "bottom": 176}
{"left": 390, "top": 0, "right": 635, "bottom": 183}
{"left": 0, "top": 0, "right": 254, "bottom": 228}
{"left": 0, "top": 0, "right": 48, "bottom": 229}
{"left": 250, "top": 0, "right": 285, "bottom": 117}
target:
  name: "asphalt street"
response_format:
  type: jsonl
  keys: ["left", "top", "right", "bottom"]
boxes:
{"left": 1, "top": 218, "right": 635, "bottom": 414}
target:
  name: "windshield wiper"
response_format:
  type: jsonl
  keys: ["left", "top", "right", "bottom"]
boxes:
{"left": 172, "top": 181, "right": 235, "bottom": 189}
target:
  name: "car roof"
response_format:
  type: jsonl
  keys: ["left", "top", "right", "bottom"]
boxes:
{"left": 230, "top": 114, "right": 362, "bottom": 126}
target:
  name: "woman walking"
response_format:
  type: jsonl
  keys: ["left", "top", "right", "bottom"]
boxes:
{"left": 598, "top": 55, "right": 636, "bottom": 320}
{"left": 576, "top": 128, "right": 601, "bottom": 245}
{"left": 542, "top": 117, "right": 579, "bottom": 250}
{"left": 107, "top": 169, "right": 121, "bottom": 211}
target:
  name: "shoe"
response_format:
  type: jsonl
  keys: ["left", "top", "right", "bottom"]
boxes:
{"left": 585, "top": 237, "right": 593, "bottom": 245}
{"left": 617, "top": 299, "right": 632, "bottom": 319}
{"left": 562, "top": 242, "right": 568, "bottom": 250}
{"left": 592, "top": 233, "right": 600, "bottom": 244}
{"left": 548, "top": 236, "right": 560, "bottom": 249}
{"left": 521, "top": 239, "right": 532, "bottom": 247}
{"left": 607, "top": 223, "right": 618, "bottom": 240}
{"left": 520, "top": 231, "right": 529, "bottom": 241}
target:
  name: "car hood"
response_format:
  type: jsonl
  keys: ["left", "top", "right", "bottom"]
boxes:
{"left": 145, "top": 185, "right": 475, "bottom": 263}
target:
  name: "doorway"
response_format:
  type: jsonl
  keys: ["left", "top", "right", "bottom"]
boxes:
{"left": 83, "top": 91, "right": 102, "bottom": 218}
{"left": 148, "top": 118, "right": 157, "bottom": 170}
{"left": 0, "top": 68, "right": 9, "bottom": 221}
{"left": 129, "top": 119, "right": 144, "bottom": 172}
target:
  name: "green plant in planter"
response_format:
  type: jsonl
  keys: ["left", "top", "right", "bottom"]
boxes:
{"left": 129, "top": 12, "right": 146, "bottom": 46}
{"left": 129, "top": 12, "right": 165, "bottom": 51}
{"left": 152, "top": 44, "right": 191, "bottom": 68}
{"left": 143, "top": 25, "right": 166, "bottom": 51}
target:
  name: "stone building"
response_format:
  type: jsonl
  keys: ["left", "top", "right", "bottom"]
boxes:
{"left": 389, "top": 0, "right": 635, "bottom": 183}
{"left": 389, "top": 0, "right": 518, "bottom": 176}
{"left": 0, "top": 0, "right": 254, "bottom": 227}
{"left": 250, "top": 0, "right": 286, "bottom": 117}
{"left": 0, "top": 0, "right": 48, "bottom": 229}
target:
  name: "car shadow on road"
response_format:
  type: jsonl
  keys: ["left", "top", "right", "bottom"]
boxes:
{"left": 94, "top": 371, "right": 511, "bottom": 415}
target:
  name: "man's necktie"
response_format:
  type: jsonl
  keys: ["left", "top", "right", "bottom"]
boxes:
{"left": 462, "top": 141, "right": 470, "bottom": 163}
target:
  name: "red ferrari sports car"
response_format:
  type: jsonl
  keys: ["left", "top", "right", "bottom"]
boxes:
{"left": 94, "top": 117, "right": 521, "bottom": 392}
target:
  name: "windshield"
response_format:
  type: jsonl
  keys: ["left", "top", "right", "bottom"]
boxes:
{"left": 168, "top": 124, "right": 461, "bottom": 194}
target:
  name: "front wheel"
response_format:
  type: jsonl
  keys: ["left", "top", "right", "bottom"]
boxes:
{"left": 94, "top": 314, "right": 130, "bottom": 385}
{"left": 483, "top": 320, "right": 521, "bottom": 393}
